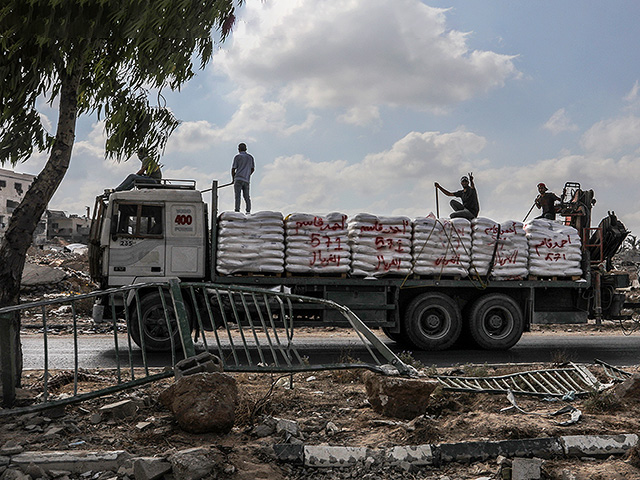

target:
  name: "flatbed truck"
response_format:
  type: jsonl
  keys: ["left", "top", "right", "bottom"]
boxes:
{"left": 88, "top": 179, "right": 630, "bottom": 351}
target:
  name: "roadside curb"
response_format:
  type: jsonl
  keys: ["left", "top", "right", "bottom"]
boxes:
{"left": 274, "top": 433, "right": 639, "bottom": 468}
{"left": 4, "top": 434, "right": 637, "bottom": 474}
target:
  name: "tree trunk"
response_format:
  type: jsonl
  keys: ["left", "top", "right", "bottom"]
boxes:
{"left": 0, "top": 65, "right": 81, "bottom": 393}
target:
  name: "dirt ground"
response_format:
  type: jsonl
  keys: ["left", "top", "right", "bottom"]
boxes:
{"left": 5, "top": 249, "right": 640, "bottom": 478}
{"left": 4, "top": 354, "right": 640, "bottom": 479}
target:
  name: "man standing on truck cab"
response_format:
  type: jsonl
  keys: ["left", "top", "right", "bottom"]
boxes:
{"left": 114, "top": 148, "right": 163, "bottom": 191}
{"left": 232, "top": 142, "right": 255, "bottom": 214}
{"left": 534, "top": 183, "right": 561, "bottom": 220}
{"left": 434, "top": 173, "right": 479, "bottom": 220}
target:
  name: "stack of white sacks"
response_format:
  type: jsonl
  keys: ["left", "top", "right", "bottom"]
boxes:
{"left": 471, "top": 218, "right": 529, "bottom": 279}
{"left": 284, "top": 212, "right": 351, "bottom": 274}
{"left": 216, "top": 211, "right": 285, "bottom": 274}
{"left": 349, "top": 214, "right": 413, "bottom": 277}
{"left": 412, "top": 215, "right": 471, "bottom": 277}
{"left": 525, "top": 219, "right": 583, "bottom": 276}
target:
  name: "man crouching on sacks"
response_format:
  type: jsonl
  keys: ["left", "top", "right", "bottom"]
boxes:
{"left": 435, "top": 173, "right": 480, "bottom": 220}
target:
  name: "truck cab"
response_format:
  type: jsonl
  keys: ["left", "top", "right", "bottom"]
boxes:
{"left": 89, "top": 181, "right": 207, "bottom": 289}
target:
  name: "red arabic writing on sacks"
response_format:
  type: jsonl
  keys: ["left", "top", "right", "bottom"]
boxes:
{"left": 533, "top": 236, "right": 571, "bottom": 257}
{"left": 359, "top": 220, "right": 410, "bottom": 235}
{"left": 293, "top": 215, "right": 347, "bottom": 235}
{"left": 310, "top": 250, "right": 342, "bottom": 267}
{"left": 376, "top": 255, "right": 402, "bottom": 272}
{"left": 483, "top": 222, "right": 519, "bottom": 239}
{"left": 310, "top": 233, "right": 343, "bottom": 251}
{"left": 375, "top": 236, "right": 405, "bottom": 253}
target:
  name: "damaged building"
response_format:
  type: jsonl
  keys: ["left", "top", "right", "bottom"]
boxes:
{"left": 0, "top": 168, "right": 90, "bottom": 246}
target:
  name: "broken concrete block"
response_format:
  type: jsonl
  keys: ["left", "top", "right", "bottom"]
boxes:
{"left": 304, "top": 445, "right": 369, "bottom": 467}
{"left": 362, "top": 371, "right": 438, "bottom": 419}
{"left": 132, "top": 457, "right": 172, "bottom": 480}
{"left": 273, "top": 444, "right": 304, "bottom": 463}
{"left": 384, "top": 445, "right": 433, "bottom": 466}
{"left": 174, "top": 352, "right": 223, "bottom": 379}
{"left": 438, "top": 437, "right": 563, "bottom": 464}
{"left": 511, "top": 457, "right": 543, "bottom": 480}
{"left": 168, "top": 447, "right": 223, "bottom": 480}
{"left": 99, "top": 399, "right": 138, "bottom": 419}
{"left": 11, "top": 450, "right": 131, "bottom": 474}
{"left": 560, "top": 434, "right": 638, "bottom": 458}
{"left": 276, "top": 418, "right": 300, "bottom": 437}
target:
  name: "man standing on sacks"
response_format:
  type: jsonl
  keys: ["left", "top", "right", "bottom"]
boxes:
{"left": 434, "top": 173, "right": 480, "bottom": 220}
{"left": 231, "top": 142, "right": 255, "bottom": 214}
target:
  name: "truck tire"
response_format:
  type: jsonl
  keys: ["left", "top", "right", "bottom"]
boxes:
{"left": 402, "top": 293, "right": 462, "bottom": 350}
{"left": 129, "top": 291, "right": 186, "bottom": 352}
{"left": 468, "top": 294, "right": 523, "bottom": 350}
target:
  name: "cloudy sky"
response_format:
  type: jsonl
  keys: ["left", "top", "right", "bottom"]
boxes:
{"left": 23, "top": 0, "right": 640, "bottom": 235}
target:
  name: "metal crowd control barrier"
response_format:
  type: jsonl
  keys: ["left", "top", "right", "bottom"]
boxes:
{"left": 0, "top": 280, "right": 414, "bottom": 414}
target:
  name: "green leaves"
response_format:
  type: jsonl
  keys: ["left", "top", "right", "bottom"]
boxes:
{"left": 0, "top": 0, "right": 241, "bottom": 165}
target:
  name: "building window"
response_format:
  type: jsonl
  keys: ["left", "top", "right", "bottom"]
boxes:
{"left": 6, "top": 200, "right": 19, "bottom": 213}
{"left": 0, "top": 215, "right": 4, "bottom": 229}
{"left": 14, "top": 183, "right": 23, "bottom": 195}
{"left": 0, "top": 180, "right": 6, "bottom": 188}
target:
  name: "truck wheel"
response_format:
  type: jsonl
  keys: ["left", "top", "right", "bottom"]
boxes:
{"left": 468, "top": 294, "right": 523, "bottom": 350}
{"left": 402, "top": 293, "right": 462, "bottom": 350}
{"left": 129, "top": 292, "right": 186, "bottom": 352}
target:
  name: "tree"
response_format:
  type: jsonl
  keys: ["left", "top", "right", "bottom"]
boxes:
{"left": 0, "top": 0, "right": 241, "bottom": 396}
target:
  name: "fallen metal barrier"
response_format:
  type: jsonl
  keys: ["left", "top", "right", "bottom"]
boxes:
{"left": 432, "top": 363, "right": 602, "bottom": 398}
{"left": 0, "top": 280, "right": 413, "bottom": 414}
{"left": 180, "top": 281, "right": 414, "bottom": 376}
{"left": 595, "top": 358, "right": 633, "bottom": 382}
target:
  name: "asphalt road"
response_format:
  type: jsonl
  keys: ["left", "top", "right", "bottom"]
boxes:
{"left": 20, "top": 331, "right": 640, "bottom": 370}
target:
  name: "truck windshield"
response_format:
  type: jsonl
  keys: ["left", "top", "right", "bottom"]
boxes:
{"left": 113, "top": 203, "right": 163, "bottom": 238}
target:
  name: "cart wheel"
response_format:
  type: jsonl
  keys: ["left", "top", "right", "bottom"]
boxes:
{"left": 402, "top": 293, "right": 462, "bottom": 350}
{"left": 468, "top": 294, "right": 523, "bottom": 350}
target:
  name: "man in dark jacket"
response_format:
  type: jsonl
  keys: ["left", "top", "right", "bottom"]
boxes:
{"left": 435, "top": 173, "right": 480, "bottom": 220}
{"left": 534, "top": 183, "right": 560, "bottom": 220}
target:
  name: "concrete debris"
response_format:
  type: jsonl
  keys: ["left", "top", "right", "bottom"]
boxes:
{"left": 167, "top": 447, "right": 224, "bottom": 480}
{"left": 362, "top": 371, "right": 438, "bottom": 420}
{"left": 174, "top": 351, "right": 223, "bottom": 379}
{"left": 132, "top": 456, "right": 172, "bottom": 480}
{"left": 511, "top": 457, "right": 543, "bottom": 480}
{"left": 98, "top": 399, "right": 139, "bottom": 420}
{"left": 158, "top": 372, "right": 238, "bottom": 434}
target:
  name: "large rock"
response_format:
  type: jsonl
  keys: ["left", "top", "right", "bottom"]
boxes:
{"left": 21, "top": 262, "right": 66, "bottom": 286}
{"left": 362, "top": 371, "right": 438, "bottom": 420}
{"left": 159, "top": 372, "right": 237, "bottom": 433}
{"left": 613, "top": 373, "right": 640, "bottom": 400}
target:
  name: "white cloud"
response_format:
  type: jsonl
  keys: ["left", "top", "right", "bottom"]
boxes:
{"left": 215, "top": 0, "right": 518, "bottom": 116}
{"left": 338, "top": 106, "right": 381, "bottom": 127}
{"left": 580, "top": 115, "right": 640, "bottom": 154}
{"left": 167, "top": 89, "right": 317, "bottom": 152}
{"left": 256, "top": 129, "right": 487, "bottom": 215}
{"left": 543, "top": 108, "right": 578, "bottom": 135}
{"left": 624, "top": 80, "right": 640, "bottom": 107}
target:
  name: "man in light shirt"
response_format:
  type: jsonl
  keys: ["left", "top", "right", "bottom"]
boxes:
{"left": 231, "top": 142, "right": 255, "bottom": 214}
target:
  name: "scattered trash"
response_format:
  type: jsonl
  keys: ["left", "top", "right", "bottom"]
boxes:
{"left": 501, "top": 389, "right": 582, "bottom": 426}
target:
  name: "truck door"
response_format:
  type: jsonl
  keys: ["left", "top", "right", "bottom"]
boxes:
{"left": 108, "top": 201, "right": 165, "bottom": 284}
